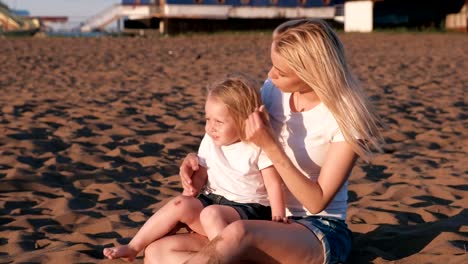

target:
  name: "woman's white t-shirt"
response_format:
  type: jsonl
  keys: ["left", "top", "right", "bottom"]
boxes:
{"left": 262, "top": 79, "right": 348, "bottom": 220}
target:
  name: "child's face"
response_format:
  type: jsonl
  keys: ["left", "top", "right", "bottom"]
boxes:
{"left": 205, "top": 95, "right": 240, "bottom": 146}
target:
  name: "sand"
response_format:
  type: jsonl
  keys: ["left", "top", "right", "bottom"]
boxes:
{"left": 0, "top": 32, "right": 466, "bottom": 263}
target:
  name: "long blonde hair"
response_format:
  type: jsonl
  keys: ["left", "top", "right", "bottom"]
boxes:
{"left": 273, "top": 19, "right": 383, "bottom": 159}
{"left": 207, "top": 76, "right": 263, "bottom": 141}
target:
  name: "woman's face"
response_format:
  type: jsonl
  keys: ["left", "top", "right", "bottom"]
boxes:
{"left": 268, "top": 43, "right": 310, "bottom": 93}
{"left": 204, "top": 95, "right": 240, "bottom": 146}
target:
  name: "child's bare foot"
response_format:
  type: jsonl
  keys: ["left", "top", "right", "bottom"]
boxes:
{"left": 103, "top": 245, "right": 138, "bottom": 261}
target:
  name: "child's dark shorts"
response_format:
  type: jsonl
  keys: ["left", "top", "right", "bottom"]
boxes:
{"left": 197, "top": 193, "right": 271, "bottom": 220}
{"left": 290, "top": 215, "right": 353, "bottom": 264}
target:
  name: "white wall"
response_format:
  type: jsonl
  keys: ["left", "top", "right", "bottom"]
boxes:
{"left": 445, "top": 4, "right": 467, "bottom": 31}
{"left": 344, "top": 1, "right": 373, "bottom": 32}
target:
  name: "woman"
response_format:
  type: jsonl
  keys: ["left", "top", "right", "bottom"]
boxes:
{"left": 144, "top": 19, "right": 382, "bottom": 264}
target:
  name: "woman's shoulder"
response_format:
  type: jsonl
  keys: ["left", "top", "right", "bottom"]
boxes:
{"left": 261, "top": 79, "right": 277, "bottom": 94}
{"left": 261, "top": 79, "right": 283, "bottom": 108}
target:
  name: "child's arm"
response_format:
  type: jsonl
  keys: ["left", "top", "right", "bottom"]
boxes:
{"left": 261, "top": 166, "right": 287, "bottom": 223}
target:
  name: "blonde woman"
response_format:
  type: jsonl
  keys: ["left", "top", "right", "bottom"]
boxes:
{"left": 144, "top": 19, "right": 382, "bottom": 264}
{"left": 103, "top": 77, "right": 285, "bottom": 261}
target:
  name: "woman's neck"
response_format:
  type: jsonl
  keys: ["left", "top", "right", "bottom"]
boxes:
{"left": 291, "top": 90, "right": 321, "bottom": 112}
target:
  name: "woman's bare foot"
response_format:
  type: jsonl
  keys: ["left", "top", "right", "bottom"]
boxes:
{"left": 103, "top": 245, "right": 138, "bottom": 261}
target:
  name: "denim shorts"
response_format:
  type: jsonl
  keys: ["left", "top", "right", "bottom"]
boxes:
{"left": 291, "top": 215, "right": 352, "bottom": 264}
{"left": 198, "top": 193, "right": 271, "bottom": 220}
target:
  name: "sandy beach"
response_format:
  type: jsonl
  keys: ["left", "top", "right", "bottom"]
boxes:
{"left": 0, "top": 32, "right": 467, "bottom": 263}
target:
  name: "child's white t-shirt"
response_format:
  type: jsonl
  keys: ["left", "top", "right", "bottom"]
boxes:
{"left": 198, "top": 134, "right": 273, "bottom": 206}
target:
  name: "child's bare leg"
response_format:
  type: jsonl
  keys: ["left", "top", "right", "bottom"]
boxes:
{"left": 103, "top": 195, "right": 205, "bottom": 260}
{"left": 199, "top": 205, "right": 241, "bottom": 240}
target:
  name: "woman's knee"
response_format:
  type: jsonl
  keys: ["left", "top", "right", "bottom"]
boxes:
{"left": 144, "top": 242, "right": 163, "bottom": 264}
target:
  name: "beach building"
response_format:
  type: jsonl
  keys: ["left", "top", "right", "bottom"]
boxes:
{"left": 445, "top": 0, "right": 467, "bottom": 32}
{"left": 345, "top": 0, "right": 468, "bottom": 32}
{"left": 80, "top": 0, "right": 468, "bottom": 34}
{"left": 0, "top": 1, "right": 69, "bottom": 35}
{"left": 0, "top": 2, "right": 40, "bottom": 35}
{"left": 80, "top": 0, "right": 345, "bottom": 34}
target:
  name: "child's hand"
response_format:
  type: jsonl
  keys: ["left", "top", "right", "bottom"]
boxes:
{"left": 180, "top": 153, "right": 208, "bottom": 196}
{"left": 272, "top": 215, "right": 289, "bottom": 223}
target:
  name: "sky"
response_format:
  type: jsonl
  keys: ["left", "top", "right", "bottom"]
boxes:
{"left": 2, "top": 0, "right": 121, "bottom": 29}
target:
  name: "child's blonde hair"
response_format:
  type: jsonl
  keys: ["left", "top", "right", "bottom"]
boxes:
{"left": 273, "top": 19, "right": 383, "bottom": 159}
{"left": 207, "top": 76, "right": 263, "bottom": 141}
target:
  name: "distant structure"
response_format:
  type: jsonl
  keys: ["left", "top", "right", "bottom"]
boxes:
{"left": 344, "top": 1, "right": 373, "bottom": 32}
{"left": 80, "top": 0, "right": 345, "bottom": 34}
{"left": 372, "top": 0, "right": 466, "bottom": 30}
{"left": 344, "top": 0, "right": 467, "bottom": 32}
{"left": 0, "top": 1, "right": 69, "bottom": 35}
{"left": 446, "top": 0, "right": 467, "bottom": 32}
{"left": 0, "top": 2, "right": 40, "bottom": 35}
{"left": 80, "top": 0, "right": 467, "bottom": 34}
{"left": 80, "top": 2, "right": 152, "bottom": 32}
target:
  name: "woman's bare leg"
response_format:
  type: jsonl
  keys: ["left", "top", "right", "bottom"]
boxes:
{"left": 103, "top": 195, "right": 205, "bottom": 260}
{"left": 199, "top": 205, "right": 241, "bottom": 240}
{"left": 186, "top": 220, "right": 324, "bottom": 264}
{"left": 144, "top": 233, "right": 208, "bottom": 264}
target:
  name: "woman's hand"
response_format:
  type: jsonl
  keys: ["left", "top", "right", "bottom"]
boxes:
{"left": 272, "top": 215, "right": 289, "bottom": 224}
{"left": 245, "top": 105, "right": 277, "bottom": 149}
{"left": 180, "top": 153, "right": 204, "bottom": 196}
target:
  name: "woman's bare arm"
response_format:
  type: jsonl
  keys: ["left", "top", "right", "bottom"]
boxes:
{"left": 246, "top": 107, "right": 356, "bottom": 213}
{"left": 264, "top": 141, "right": 356, "bottom": 213}
{"left": 261, "top": 166, "right": 286, "bottom": 222}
